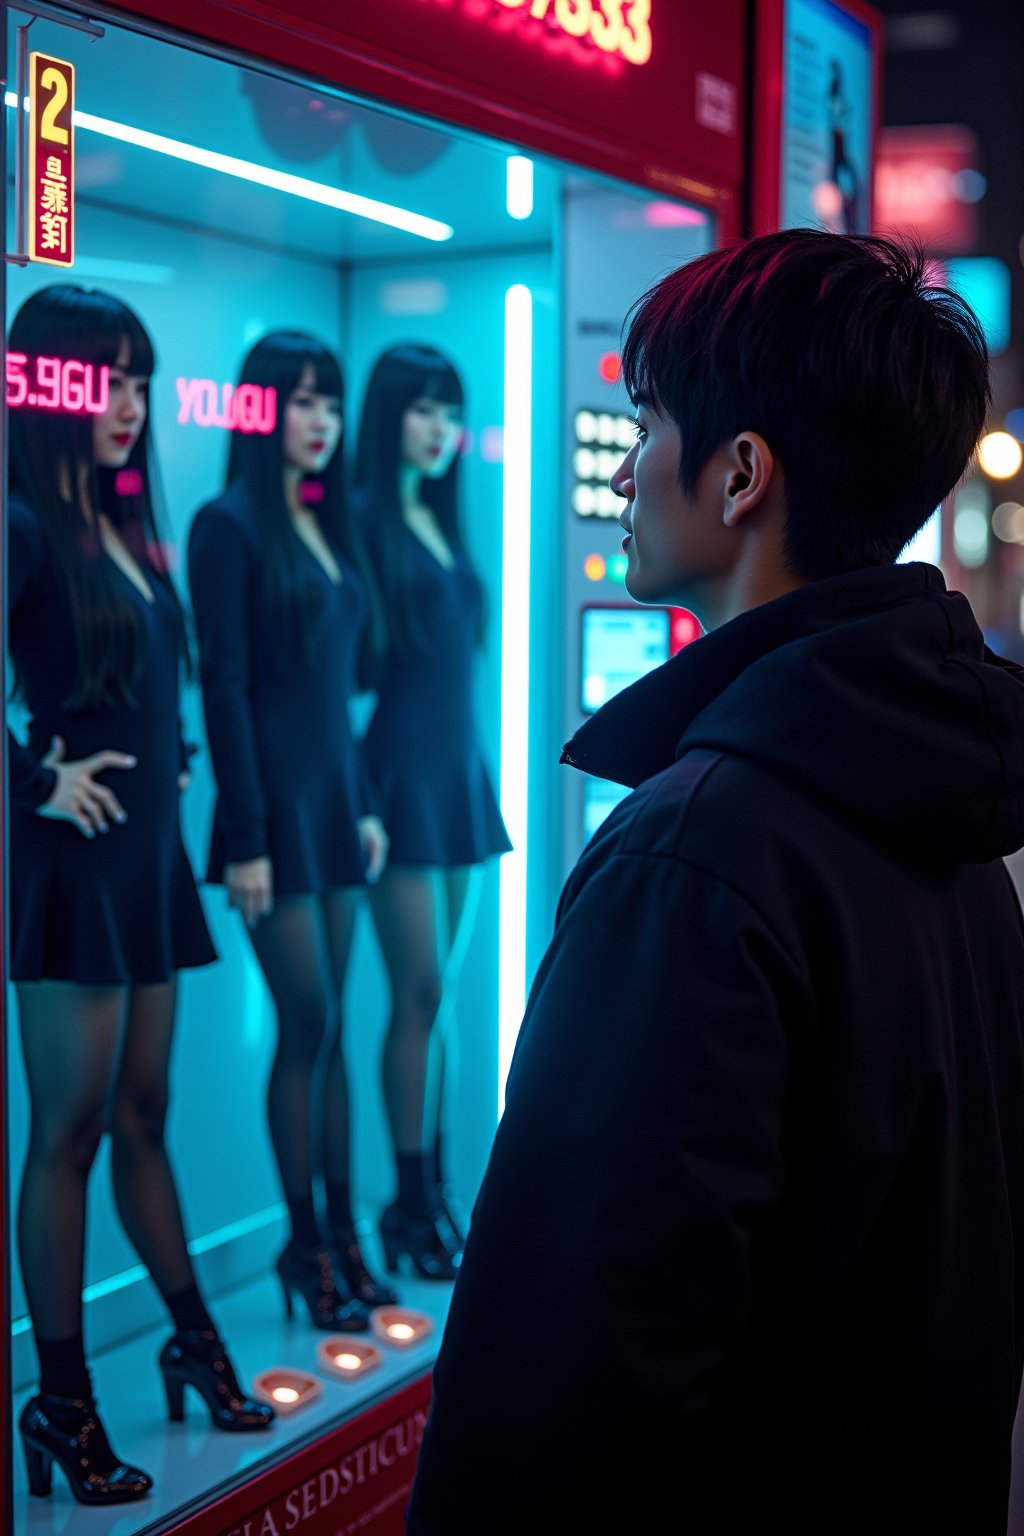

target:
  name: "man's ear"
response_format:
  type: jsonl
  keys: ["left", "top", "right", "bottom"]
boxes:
{"left": 722, "top": 432, "right": 775, "bottom": 528}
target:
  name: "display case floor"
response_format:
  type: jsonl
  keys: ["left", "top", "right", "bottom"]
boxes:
{"left": 11, "top": 1235, "right": 451, "bottom": 1536}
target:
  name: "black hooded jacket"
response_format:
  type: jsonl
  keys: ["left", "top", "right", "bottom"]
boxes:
{"left": 406, "top": 563, "right": 1024, "bottom": 1536}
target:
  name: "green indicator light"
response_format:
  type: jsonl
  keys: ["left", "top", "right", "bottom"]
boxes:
{"left": 607, "top": 553, "right": 628, "bottom": 584}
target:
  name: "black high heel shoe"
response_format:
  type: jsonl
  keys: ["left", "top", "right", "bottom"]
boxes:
{"left": 331, "top": 1226, "right": 400, "bottom": 1308}
{"left": 159, "top": 1331, "right": 274, "bottom": 1431}
{"left": 434, "top": 1184, "right": 468, "bottom": 1252}
{"left": 19, "top": 1392, "right": 152, "bottom": 1505}
{"left": 380, "top": 1202, "right": 462, "bottom": 1281}
{"left": 276, "top": 1243, "right": 372, "bottom": 1331}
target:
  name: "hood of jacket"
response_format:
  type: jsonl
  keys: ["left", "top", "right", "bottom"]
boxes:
{"left": 561, "top": 562, "right": 1024, "bottom": 863}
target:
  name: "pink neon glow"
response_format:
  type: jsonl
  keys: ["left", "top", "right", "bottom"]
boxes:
{"left": 479, "top": 426, "right": 504, "bottom": 463}
{"left": 176, "top": 378, "right": 277, "bottom": 434}
{"left": 6, "top": 353, "right": 110, "bottom": 414}
{"left": 299, "top": 479, "right": 325, "bottom": 505}
{"left": 115, "top": 467, "right": 144, "bottom": 496}
{"left": 643, "top": 201, "right": 709, "bottom": 229}
{"left": 811, "top": 180, "right": 844, "bottom": 221}
{"left": 671, "top": 609, "right": 701, "bottom": 652}
{"left": 146, "top": 539, "right": 176, "bottom": 573}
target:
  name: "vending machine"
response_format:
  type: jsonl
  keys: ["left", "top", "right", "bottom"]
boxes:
{"left": 0, "top": 2, "right": 875, "bottom": 1532}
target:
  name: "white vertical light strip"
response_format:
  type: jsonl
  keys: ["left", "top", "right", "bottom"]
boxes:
{"left": 506, "top": 155, "right": 534, "bottom": 220}
{"left": 498, "top": 284, "right": 533, "bottom": 1115}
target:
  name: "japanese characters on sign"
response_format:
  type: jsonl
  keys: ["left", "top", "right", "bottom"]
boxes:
{"left": 28, "top": 52, "right": 75, "bottom": 267}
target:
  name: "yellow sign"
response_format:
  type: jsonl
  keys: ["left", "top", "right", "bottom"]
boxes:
{"left": 28, "top": 52, "right": 75, "bottom": 267}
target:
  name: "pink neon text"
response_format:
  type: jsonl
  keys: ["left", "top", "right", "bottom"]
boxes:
{"left": 6, "top": 353, "right": 110, "bottom": 414}
{"left": 176, "top": 378, "right": 277, "bottom": 434}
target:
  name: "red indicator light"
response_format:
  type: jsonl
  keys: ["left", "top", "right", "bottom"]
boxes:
{"left": 598, "top": 352, "right": 621, "bottom": 385}
{"left": 670, "top": 609, "right": 701, "bottom": 651}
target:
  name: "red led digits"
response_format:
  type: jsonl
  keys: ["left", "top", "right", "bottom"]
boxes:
{"left": 492, "top": 0, "right": 652, "bottom": 66}
{"left": 5, "top": 353, "right": 110, "bottom": 414}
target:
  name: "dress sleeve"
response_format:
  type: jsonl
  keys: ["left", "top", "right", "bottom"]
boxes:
{"left": 7, "top": 504, "right": 58, "bottom": 810}
{"left": 187, "top": 507, "right": 269, "bottom": 862}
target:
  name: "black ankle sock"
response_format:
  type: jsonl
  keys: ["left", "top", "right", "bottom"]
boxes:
{"left": 326, "top": 1180, "right": 354, "bottom": 1236}
{"left": 286, "top": 1194, "right": 321, "bottom": 1250}
{"left": 36, "top": 1333, "right": 92, "bottom": 1400}
{"left": 396, "top": 1152, "right": 431, "bottom": 1216}
{"left": 164, "top": 1282, "right": 216, "bottom": 1336}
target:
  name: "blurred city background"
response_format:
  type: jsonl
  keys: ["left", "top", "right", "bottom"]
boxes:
{"left": 873, "top": 1, "right": 1024, "bottom": 650}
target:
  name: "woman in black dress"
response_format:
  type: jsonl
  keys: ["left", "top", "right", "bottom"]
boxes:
{"left": 189, "top": 331, "right": 394, "bottom": 1330}
{"left": 353, "top": 344, "right": 510, "bottom": 1281}
{"left": 8, "top": 286, "right": 272, "bottom": 1510}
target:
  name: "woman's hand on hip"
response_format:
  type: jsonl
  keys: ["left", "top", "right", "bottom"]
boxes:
{"left": 225, "top": 857, "right": 274, "bottom": 927}
{"left": 37, "top": 736, "right": 135, "bottom": 838}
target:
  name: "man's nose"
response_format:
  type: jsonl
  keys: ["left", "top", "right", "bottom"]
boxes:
{"left": 610, "top": 446, "right": 636, "bottom": 497}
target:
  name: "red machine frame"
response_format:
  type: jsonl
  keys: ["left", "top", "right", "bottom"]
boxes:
{"left": 0, "top": 1, "right": 876, "bottom": 1531}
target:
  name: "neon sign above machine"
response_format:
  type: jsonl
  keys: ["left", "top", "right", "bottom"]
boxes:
{"left": 6, "top": 353, "right": 109, "bottom": 413}
{"left": 494, "top": 0, "right": 652, "bottom": 66}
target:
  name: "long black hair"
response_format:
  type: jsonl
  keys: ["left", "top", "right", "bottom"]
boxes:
{"left": 8, "top": 284, "right": 185, "bottom": 708}
{"left": 225, "top": 330, "right": 383, "bottom": 674}
{"left": 352, "top": 343, "right": 482, "bottom": 663}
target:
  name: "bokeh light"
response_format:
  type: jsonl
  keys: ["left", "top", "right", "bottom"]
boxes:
{"left": 977, "top": 431, "right": 1022, "bottom": 480}
{"left": 992, "top": 502, "right": 1024, "bottom": 544}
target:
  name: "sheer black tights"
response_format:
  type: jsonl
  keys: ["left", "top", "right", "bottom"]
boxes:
{"left": 367, "top": 865, "right": 481, "bottom": 1158}
{"left": 16, "top": 979, "right": 196, "bottom": 1343}
{"left": 247, "top": 891, "right": 358, "bottom": 1208}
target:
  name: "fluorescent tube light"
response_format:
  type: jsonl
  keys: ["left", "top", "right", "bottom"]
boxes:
{"left": 498, "top": 282, "right": 533, "bottom": 1115}
{"left": 5, "top": 93, "right": 453, "bottom": 241}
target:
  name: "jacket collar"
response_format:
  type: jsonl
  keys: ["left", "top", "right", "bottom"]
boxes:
{"left": 560, "top": 564, "right": 942, "bottom": 790}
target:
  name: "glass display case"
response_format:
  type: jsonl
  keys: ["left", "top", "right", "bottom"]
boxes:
{"left": 0, "top": 2, "right": 745, "bottom": 1530}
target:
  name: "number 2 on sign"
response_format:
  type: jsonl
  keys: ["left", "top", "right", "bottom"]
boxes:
{"left": 39, "top": 66, "right": 70, "bottom": 144}
{"left": 494, "top": 0, "right": 652, "bottom": 65}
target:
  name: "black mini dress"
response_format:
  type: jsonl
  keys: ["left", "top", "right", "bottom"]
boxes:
{"left": 362, "top": 517, "right": 510, "bottom": 870}
{"left": 6, "top": 496, "right": 217, "bottom": 985}
{"left": 188, "top": 483, "right": 374, "bottom": 894}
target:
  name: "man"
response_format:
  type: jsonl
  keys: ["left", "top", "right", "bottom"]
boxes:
{"left": 405, "top": 231, "right": 1024, "bottom": 1534}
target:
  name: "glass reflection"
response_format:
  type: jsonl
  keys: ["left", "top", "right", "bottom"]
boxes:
{"left": 352, "top": 345, "right": 510, "bottom": 1281}
{"left": 187, "top": 330, "right": 394, "bottom": 1327}
{"left": 7, "top": 285, "right": 270, "bottom": 1511}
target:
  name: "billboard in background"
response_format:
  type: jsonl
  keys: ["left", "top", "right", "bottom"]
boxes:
{"left": 781, "top": 0, "right": 873, "bottom": 233}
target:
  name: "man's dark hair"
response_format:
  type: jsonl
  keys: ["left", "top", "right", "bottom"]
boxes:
{"left": 621, "top": 229, "right": 990, "bottom": 579}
